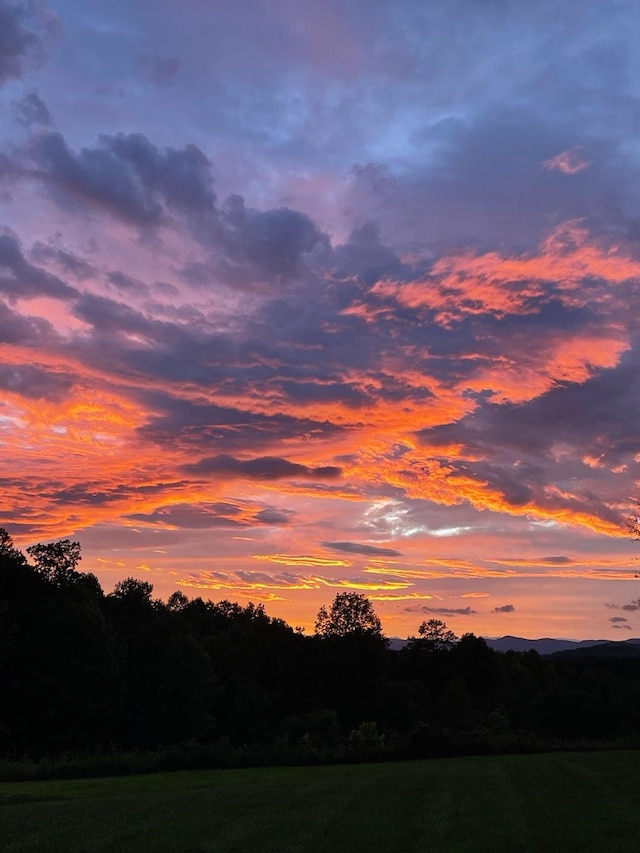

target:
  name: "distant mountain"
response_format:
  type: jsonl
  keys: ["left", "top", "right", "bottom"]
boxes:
{"left": 485, "top": 635, "right": 640, "bottom": 655}
{"left": 550, "top": 641, "right": 640, "bottom": 659}
{"left": 387, "top": 635, "right": 640, "bottom": 655}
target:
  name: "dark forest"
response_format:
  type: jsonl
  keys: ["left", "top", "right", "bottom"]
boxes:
{"left": 3, "top": 530, "right": 640, "bottom": 779}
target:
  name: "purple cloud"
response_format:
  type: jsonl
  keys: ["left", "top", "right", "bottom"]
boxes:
{"left": 404, "top": 606, "right": 477, "bottom": 616}
{"left": 183, "top": 454, "right": 341, "bottom": 481}
{"left": 322, "top": 541, "right": 402, "bottom": 557}
{"left": 0, "top": 1, "right": 55, "bottom": 88}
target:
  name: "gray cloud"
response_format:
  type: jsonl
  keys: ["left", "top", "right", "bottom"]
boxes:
{"left": 321, "top": 541, "right": 402, "bottom": 557}
{"left": 404, "top": 605, "right": 477, "bottom": 616}
{"left": 12, "top": 90, "right": 51, "bottom": 126}
{"left": 18, "top": 128, "right": 327, "bottom": 282}
{"left": 217, "top": 196, "right": 328, "bottom": 281}
{"left": 0, "top": 299, "right": 57, "bottom": 345}
{"left": 127, "top": 502, "right": 247, "bottom": 529}
{"left": 30, "top": 242, "right": 95, "bottom": 280}
{"left": 48, "top": 481, "right": 191, "bottom": 508}
{"left": 106, "top": 270, "right": 150, "bottom": 297}
{"left": 493, "top": 604, "right": 515, "bottom": 613}
{"left": 539, "top": 556, "right": 573, "bottom": 565}
{"left": 183, "top": 454, "right": 342, "bottom": 481}
{"left": 0, "top": 230, "right": 77, "bottom": 301}
{"left": 0, "top": 1, "right": 54, "bottom": 87}
{"left": 332, "top": 220, "right": 402, "bottom": 285}
{"left": 28, "top": 131, "right": 217, "bottom": 226}
{"left": 606, "top": 599, "right": 640, "bottom": 612}
{"left": 137, "top": 392, "right": 343, "bottom": 453}
{"left": 135, "top": 53, "right": 180, "bottom": 87}
{"left": 0, "top": 363, "right": 73, "bottom": 401}
{"left": 253, "top": 508, "right": 295, "bottom": 525}
{"left": 609, "top": 616, "right": 628, "bottom": 623}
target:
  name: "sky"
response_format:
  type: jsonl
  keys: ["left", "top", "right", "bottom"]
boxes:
{"left": 1, "top": 0, "right": 640, "bottom": 640}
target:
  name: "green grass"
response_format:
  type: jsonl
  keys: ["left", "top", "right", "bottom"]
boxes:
{"left": 1, "top": 751, "right": 638, "bottom": 852}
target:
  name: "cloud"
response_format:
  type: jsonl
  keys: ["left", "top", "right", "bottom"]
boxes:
{"left": 607, "top": 598, "right": 640, "bottom": 613}
{"left": 0, "top": 1, "right": 56, "bottom": 88}
{"left": 0, "top": 298, "right": 58, "bottom": 345}
{"left": 26, "top": 131, "right": 217, "bottom": 226}
{"left": 609, "top": 616, "right": 628, "bottom": 623}
{"left": 0, "top": 363, "right": 73, "bottom": 401}
{"left": 182, "top": 454, "right": 341, "bottom": 481}
{"left": 538, "top": 556, "right": 573, "bottom": 564}
{"left": 253, "top": 508, "right": 294, "bottom": 525}
{"left": 321, "top": 541, "right": 402, "bottom": 557}
{"left": 14, "top": 128, "right": 326, "bottom": 283}
{"left": 253, "top": 554, "right": 351, "bottom": 568}
{"left": 135, "top": 53, "right": 180, "bottom": 87}
{"left": 39, "top": 480, "right": 192, "bottom": 509}
{"left": 0, "top": 230, "right": 77, "bottom": 301}
{"left": 30, "top": 242, "right": 95, "bottom": 280}
{"left": 126, "top": 502, "right": 249, "bottom": 529}
{"left": 137, "top": 392, "right": 343, "bottom": 454}
{"left": 404, "top": 605, "right": 477, "bottom": 616}
{"left": 492, "top": 604, "right": 515, "bottom": 613}
{"left": 12, "top": 90, "right": 51, "bottom": 127}
{"left": 105, "top": 271, "right": 150, "bottom": 297}
{"left": 414, "top": 347, "right": 639, "bottom": 533}
{"left": 542, "top": 147, "right": 590, "bottom": 175}
{"left": 220, "top": 197, "right": 326, "bottom": 278}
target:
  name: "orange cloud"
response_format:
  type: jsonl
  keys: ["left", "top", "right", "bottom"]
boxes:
{"left": 368, "top": 222, "right": 640, "bottom": 325}
{"left": 252, "top": 554, "right": 352, "bottom": 568}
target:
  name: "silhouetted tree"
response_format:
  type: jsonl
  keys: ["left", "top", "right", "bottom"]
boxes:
{"left": 0, "top": 528, "right": 26, "bottom": 564}
{"left": 112, "top": 577, "right": 154, "bottom": 604}
{"left": 408, "top": 619, "right": 457, "bottom": 653}
{"left": 314, "top": 592, "right": 385, "bottom": 640}
{"left": 26, "top": 538, "right": 82, "bottom": 586}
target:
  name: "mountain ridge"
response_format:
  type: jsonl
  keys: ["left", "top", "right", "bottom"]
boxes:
{"left": 485, "top": 636, "right": 640, "bottom": 655}
{"left": 387, "top": 636, "right": 640, "bottom": 655}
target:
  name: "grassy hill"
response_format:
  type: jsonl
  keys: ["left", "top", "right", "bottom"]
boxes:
{"left": 2, "top": 751, "right": 639, "bottom": 852}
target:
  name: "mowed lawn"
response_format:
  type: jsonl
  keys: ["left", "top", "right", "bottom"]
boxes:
{"left": 1, "top": 751, "right": 638, "bottom": 853}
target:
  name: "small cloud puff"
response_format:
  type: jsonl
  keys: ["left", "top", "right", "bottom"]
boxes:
{"left": 542, "top": 146, "right": 590, "bottom": 175}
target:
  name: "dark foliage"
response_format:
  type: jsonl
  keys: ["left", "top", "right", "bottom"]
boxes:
{"left": 3, "top": 529, "right": 640, "bottom": 779}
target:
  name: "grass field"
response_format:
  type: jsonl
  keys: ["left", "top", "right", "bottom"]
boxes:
{"left": 1, "top": 751, "right": 638, "bottom": 852}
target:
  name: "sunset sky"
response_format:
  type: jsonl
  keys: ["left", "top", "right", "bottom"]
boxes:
{"left": 1, "top": 0, "right": 640, "bottom": 639}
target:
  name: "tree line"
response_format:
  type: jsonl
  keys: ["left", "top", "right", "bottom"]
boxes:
{"left": 2, "top": 530, "right": 640, "bottom": 777}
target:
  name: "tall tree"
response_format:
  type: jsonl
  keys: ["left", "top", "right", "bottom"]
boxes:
{"left": 26, "top": 539, "right": 81, "bottom": 586}
{"left": 315, "top": 592, "right": 384, "bottom": 640}
{"left": 408, "top": 619, "right": 457, "bottom": 653}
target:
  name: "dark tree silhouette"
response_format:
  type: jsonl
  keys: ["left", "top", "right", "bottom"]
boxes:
{"left": 408, "top": 618, "right": 457, "bottom": 653}
{"left": 26, "top": 538, "right": 81, "bottom": 585}
{"left": 4, "top": 524, "right": 640, "bottom": 770}
{"left": 315, "top": 592, "right": 384, "bottom": 639}
{"left": 0, "top": 528, "right": 26, "bottom": 563}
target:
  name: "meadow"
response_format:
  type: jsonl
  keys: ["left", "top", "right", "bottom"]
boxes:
{"left": 1, "top": 751, "right": 637, "bottom": 852}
